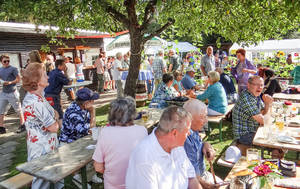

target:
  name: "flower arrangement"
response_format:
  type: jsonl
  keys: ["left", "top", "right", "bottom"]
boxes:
{"left": 248, "top": 161, "right": 282, "bottom": 189}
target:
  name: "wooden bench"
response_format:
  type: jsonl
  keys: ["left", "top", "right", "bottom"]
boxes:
{"left": 0, "top": 173, "right": 33, "bottom": 189}
{"left": 216, "top": 140, "right": 237, "bottom": 168}
{"left": 207, "top": 104, "right": 235, "bottom": 142}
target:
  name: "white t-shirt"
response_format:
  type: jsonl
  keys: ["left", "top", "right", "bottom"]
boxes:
{"left": 93, "top": 125, "right": 147, "bottom": 189}
{"left": 126, "top": 129, "right": 195, "bottom": 189}
{"left": 66, "top": 62, "right": 76, "bottom": 79}
{"left": 94, "top": 58, "right": 104, "bottom": 74}
{"left": 112, "top": 59, "right": 122, "bottom": 80}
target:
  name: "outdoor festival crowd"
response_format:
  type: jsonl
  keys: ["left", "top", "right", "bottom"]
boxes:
{"left": 0, "top": 45, "right": 299, "bottom": 189}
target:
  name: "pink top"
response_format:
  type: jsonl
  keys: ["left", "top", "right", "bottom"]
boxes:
{"left": 93, "top": 125, "right": 147, "bottom": 189}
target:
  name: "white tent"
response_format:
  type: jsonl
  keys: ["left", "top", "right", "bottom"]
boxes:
{"left": 230, "top": 39, "right": 300, "bottom": 61}
{"left": 167, "top": 42, "right": 198, "bottom": 53}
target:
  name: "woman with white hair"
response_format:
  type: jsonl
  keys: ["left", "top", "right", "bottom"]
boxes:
{"left": 93, "top": 97, "right": 147, "bottom": 189}
{"left": 193, "top": 71, "right": 227, "bottom": 115}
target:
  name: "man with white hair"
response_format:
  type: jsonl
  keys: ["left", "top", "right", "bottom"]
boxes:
{"left": 201, "top": 46, "right": 215, "bottom": 76}
{"left": 183, "top": 99, "right": 222, "bottom": 188}
{"left": 126, "top": 106, "right": 202, "bottom": 189}
{"left": 152, "top": 50, "right": 166, "bottom": 92}
{"left": 112, "top": 52, "right": 128, "bottom": 97}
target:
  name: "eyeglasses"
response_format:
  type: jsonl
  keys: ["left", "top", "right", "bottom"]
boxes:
{"left": 3, "top": 60, "right": 9, "bottom": 63}
{"left": 250, "top": 82, "right": 264, "bottom": 87}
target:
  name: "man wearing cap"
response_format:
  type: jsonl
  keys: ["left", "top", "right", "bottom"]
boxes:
{"left": 183, "top": 99, "right": 223, "bottom": 188}
{"left": 59, "top": 88, "right": 98, "bottom": 144}
{"left": 181, "top": 67, "right": 200, "bottom": 91}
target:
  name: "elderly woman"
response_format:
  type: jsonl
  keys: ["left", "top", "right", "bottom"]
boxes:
{"left": 195, "top": 71, "right": 227, "bottom": 115}
{"left": 22, "top": 63, "right": 62, "bottom": 189}
{"left": 172, "top": 71, "right": 185, "bottom": 94}
{"left": 149, "top": 73, "right": 179, "bottom": 109}
{"left": 59, "top": 88, "right": 98, "bottom": 144}
{"left": 262, "top": 69, "right": 281, "bottom": 97}
{"left": 93, "top": 97, "right": 147, "bottom": 189}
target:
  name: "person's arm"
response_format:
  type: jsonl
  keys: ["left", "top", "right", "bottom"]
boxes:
{"left": 261, "top": 94, "right": 273, "bottom": 115}
{"left": 173, "top": 83, "right": 180, "bottom": 92}
{"left": 242, "top": 68, "right": 257, "bottom": 74}
{"left": 87, "top": 106, "right": 96, "bottom": 128}
{"left": 58, "top": 72, "right": 72, "bottom": 85}
{"left": 45, "top": 122, "right": 59, "bottom": 133}
{"left": 196, "top": 87, "right": 211, "bottom": 101}
{"left": 188, "top": 177, "right": 203, "bottom": 189}
{"left": 252, "top": 114, "right": 264, "bottom": 125}
{"left": 202, "top": 142, "right": 215, "bottom": 162}
{"left": 200, "top": 65, "right": 207, "bottom": 76}
{"left": 168, "top": 63, "right": 173, "bottom": 73}
{"left": 94, "top": 161, "right": 105, "bottom": 173}
{"left": 3, "top": 75, "right": 20, "bottom": 85}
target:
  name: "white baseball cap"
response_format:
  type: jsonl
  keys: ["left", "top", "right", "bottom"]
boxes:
{"left": 224, "top": 146, "right": 241, "bottom": 163}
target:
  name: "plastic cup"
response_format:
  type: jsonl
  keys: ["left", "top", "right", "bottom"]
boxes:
{"left": 91, "top": 127, "right": 99, "bottom": 140}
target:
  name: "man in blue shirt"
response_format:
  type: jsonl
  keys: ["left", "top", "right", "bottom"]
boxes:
{"left": 45, "top": 59, "right": 71, "bottom": 125}
{"left": 216, "top": 67, "right": 238, "bottom": 104}
{"left": 59, "top": 88, "right": 98, "bottom": 143}
{"left": 181, "top": 67, "right": 200, "bottom": 91}
{"left": 183, "top": 99, "right": 222, "bottom": 188}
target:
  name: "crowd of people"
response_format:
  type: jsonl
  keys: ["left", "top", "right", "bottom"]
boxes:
{"left": 0, "top": 44, "right": 299, "bottom": 189}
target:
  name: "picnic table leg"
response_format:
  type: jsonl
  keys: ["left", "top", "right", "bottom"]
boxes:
{"left": 50, "top": 183, "right": 55, "bottom": 189}
{"left": 80, "top": 166, "right": 88, "bottom": 189}
{"left": 219, "top": 120, "right": 223, "bottom": 142}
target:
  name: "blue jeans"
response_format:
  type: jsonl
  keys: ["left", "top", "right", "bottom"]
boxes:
{"left": 147, "top": 79, "right": 154, "bottom": 94}
{"left": 238, "top": 132, "right": 255, "bottom": 146}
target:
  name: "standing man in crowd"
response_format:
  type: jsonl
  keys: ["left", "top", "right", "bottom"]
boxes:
{"left": 231, "top": 48, "right": 256, "bottom": 93}
{"left": 64, "top": 56, "right": 76, "bottom": 100}
{"left": 44, "top": 59, "right": 72, "bottom": 126}
{"left": 152, "top": 50, "right": 167, "bottom": 92}
{"left": 0, "top": 55, "right": 25, "bottom": 134}
{"left": 113, "top": 52, "right": 128, "bottom": 97}
{"left": 94, "top": 54, "right": 105, "bottom": 94}
{"left": 168, "top": 49, "right": 183, "bottom": 73}
{"left": 126, "top": 106, "right": 202, "bottom": 189}
{"left": 201, "top": 46, "right": 215, "bottom": 76}
{"left": 232, "top": 76, "right": 273, "bottom": 155}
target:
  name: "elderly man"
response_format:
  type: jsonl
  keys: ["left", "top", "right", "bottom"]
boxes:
{"left": 152, "top": 50, "right": 167, "bottom": 92}
{"left": 183, "top": 99, "right": 222, "bottom": 188}
{"left": 232, "top": 76, "right": 273, "bottom": 155}
{"left": 201, "top": 46, "right": 215, "bottom": 76}
{"left": 126, "top": 106, "right": 202, "bottom": 189}
{"left": 112, "top": 52, "right": 128, "bottom": 97}
{"left": 181, "top": 67, "right": 200, "bottom": 91}
{"left": 168, "top": 49, "right": 183, "bottom": 73}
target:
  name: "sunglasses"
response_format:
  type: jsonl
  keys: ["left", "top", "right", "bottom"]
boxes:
{"left": 3, "top": 60, "right": 9, "bottom": 63}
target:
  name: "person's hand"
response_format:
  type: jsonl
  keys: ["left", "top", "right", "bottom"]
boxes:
{"left": 3, "top": 81, "right": 11, "bottom": 85}
{"left": 203, "top": 142, "right": 215, "bottom": 161}
{"left": 189, "top": 91, "right": 196, "bottom": 98}
{"left": 206, "top": 183, "right": 221, "bottom": 189}
{"left": 54, "top": 110, "right": 59, "bottom": 121}
{"left": 262, "top": 94, "right": 273, "bottom": 105}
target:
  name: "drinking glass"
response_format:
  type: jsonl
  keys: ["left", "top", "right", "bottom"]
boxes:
{"left": 142, "top": 111, "right": 149, "bottom": 122}
{"left": 275, "top": 117, "right": 285, "bottom": 131}
{"left": 246, "top": 148, "right": 260, "bottom": 164}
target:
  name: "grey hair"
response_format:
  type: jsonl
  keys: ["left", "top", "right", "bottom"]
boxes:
{"left": 183, "top": 99, "right": 207, "bottom": 116}
{"left": 157, "top": 106, "right": 192, "bottom": 134}
{"left": 108, "top": 96, "right": 136, "bottom": 126}
{"left": 215, "top": 67, "right": 224, "bottom": 74}
{"left": 157, "top": 50, "right": 164, "bottom": 56}
{"left": 208, "top": 71, "right": 220, "bottom": 84}
{"left": 116, "top": 52, "right": 122, "bottom": 59}
{"left": 248, "top": 75, "right": 263, "bottom": 84}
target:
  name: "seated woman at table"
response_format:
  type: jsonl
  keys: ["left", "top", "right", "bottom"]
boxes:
{"left": 93, "top": 97, "right": 147, "bottom": 189}
{"left": 172, "top": 71, "right": 185, "bottom": 95}
{"left": 149, "top": 73, "right": 179, "bottom": 109}
{"left": 194, "top": 71, "right": 227, "bottom": 115}
{"left": 262, "top": 69, "right": 281, "bottom": 97}
{"left": 22, "top": 63, "right": 62, "bottom": 189}
{"left": 59, "top": 87, "right": 98, "bottom": 144}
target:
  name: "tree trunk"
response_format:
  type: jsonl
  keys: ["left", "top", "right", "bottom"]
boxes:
{"left": 124, "top": 30, "right": 144, "bottom": 98}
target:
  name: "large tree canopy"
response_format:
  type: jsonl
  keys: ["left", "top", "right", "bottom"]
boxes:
{"left": 1, "top": 0, "right": 300, "bottom": 97}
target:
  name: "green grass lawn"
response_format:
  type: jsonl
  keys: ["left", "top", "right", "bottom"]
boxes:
{"left": 7, "top": 102, "right": 299, "bottom": 188}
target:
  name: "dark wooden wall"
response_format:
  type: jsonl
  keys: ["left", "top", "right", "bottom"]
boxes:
{"left": 0, "top": 32, "right": 103, "bottom": 68}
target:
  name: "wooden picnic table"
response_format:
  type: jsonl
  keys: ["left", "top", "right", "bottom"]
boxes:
{"left": 134, "top": 108, "right": 163, "bottom": 129}
{"left": 16, "top": 135, "right": 96, "bottom": 189}
{"left": 253, "top": 126, "right": 300, "bottom": 152}
{"left": 273, "top": 93, "right": 300, "bottom": 102}
{"left": 221, "top": 156, "right": 300, "bottom": 189}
